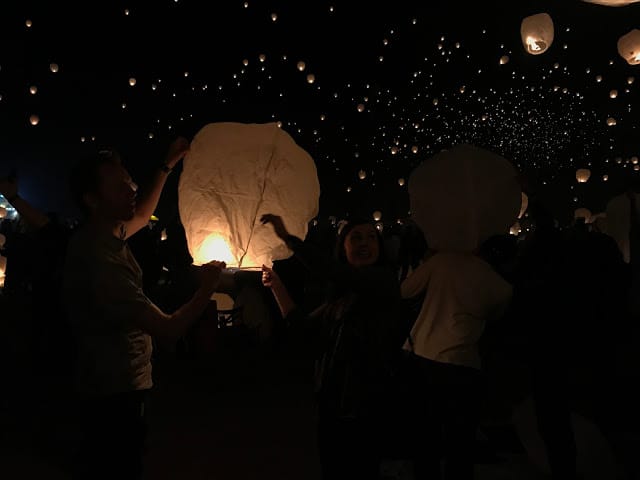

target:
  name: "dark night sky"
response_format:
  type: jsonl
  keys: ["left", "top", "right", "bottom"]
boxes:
{"left": 1, "top": 0, "right": 639, "bottom": 224}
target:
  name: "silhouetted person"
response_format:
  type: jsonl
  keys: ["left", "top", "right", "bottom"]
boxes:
{"left": 63, "top": 140, "right": 227, "bottom": 480}
{"left": 262, "top": 214, "right": 401, "bottom": 480}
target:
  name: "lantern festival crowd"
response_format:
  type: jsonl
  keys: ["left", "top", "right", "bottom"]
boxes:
{"left": 0, "top": 138, "right": 639, "bottom": 480}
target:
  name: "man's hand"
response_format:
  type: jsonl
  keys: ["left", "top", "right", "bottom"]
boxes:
{"left": 199, "top": 260, "right": 226, "bottom": 294}
{"left": 165, "top": 137, "right": 190, "bottom": 169}
{"left": 0, "top": 176, "right": 18, "bottom": 201}
{"left": 260, "top": 214, "right": 289, "bottom": 241}
{"left": 261, "top": 265, "right": 281, "bottom": 288}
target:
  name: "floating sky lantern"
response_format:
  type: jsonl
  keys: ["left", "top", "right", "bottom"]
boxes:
{"left": 297, "top": 61, "right": 306, "bottom": 72}
{"left": 609, "top": 89, "right": 618, "bottom": 98}
{"left": 259, "top": 54, "right": 266, "bottom": 62}
{"left": 500, "top": 55, "right": 510, "bottom": 65}
{"left": 29, "top": 86, "right": 37, "bottom": 95}
{"left": 510, "top": 222, "right": 521, "bottom": 236}
{"left": 358, "top": 169, "right": 366, "bottom": 180}
{"left": 25, "top": 19, "right": 32, "bottom": 28}
{"left": 357, "top": 103, "right": 365, "bottom": 112}
{"left": 603, "top": 174, "right": 609, "bottom": 181}
{"left": 398, "top": 178, "right": 405, "bottom": 186}
{"left": 582, "top": 0, "right": 640, "bottom": 6}
{"left": 129, "top": 77, "right": 137, "bottom": 86}
{"left": 576, "top": 168, "right": 591, "bottom": 183}
{"left": 29, "top": 114, "right": 40, "bottom": 126}
{"left": 617, "top": 30, "right": 640, "bottom": 65}
{"left": 409, "top": 144, "right": 521, "bottom": 252}
{"left": 628, "top": 76, "right": 636, "bottom": 85}
{"left": 373, "top": 211, "right": 382, "bottom": 221}
{"left": 607, "top": 117, "right": 617, "bottom": 126}
{"left": 49, "top": 63, "right": 59, "bottom": 73}
{"left": 411, "top": 146, "right": 418, "bottom": 154}
{"left": 306, "top": 73, "right": 315, "bottom": 84}
{"left": 179, "top": 122, "right": 320, "bottom": 268}
{"left": 521, "top": 13, "right": 554, "bottom": 55}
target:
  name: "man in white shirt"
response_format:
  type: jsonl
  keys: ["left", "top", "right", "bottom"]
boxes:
{"left": 401, "top": 251, "right": 512, "bottom": 480}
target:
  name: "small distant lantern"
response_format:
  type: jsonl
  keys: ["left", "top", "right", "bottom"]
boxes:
{"left": 603, "top": 174, "right": 609, "bottom": 181}
{"left": 373, "top": 211, "right": 382, "bottom": 222}
{"left": 610, "top": 89, "right": 618, "bottom": 98}
{"left": 617, "top": 29, "right": 640, "bottom": 65}
{"left": 29, "top": 114, "right": 40, "bottom": 126}
{"left": 576, "top": 168, "right": 591, "bottom": 183}
{"left": 49, "top": 63, "right": 59, "bottom": 73}
{"left": 271, "top": 13, "right": 278, "bottom": 21}
{"left": 26, "top": 19, "right": 33, "bottom": 28}
{"left": 29, "top": 85, "right": 37, "bottom": 95}
{"left": 411, "top": 146, "right": 418, "bottom": 154}
{"left": 306, "top": 74, "right": 315, "bottom": 84}
{"left": 358, "top": 169, "right": 366, "bottom": 180}
{"left": 509, "top": 222, "right": 521, "bottom": 236}
{"left": 357, "top": 103, "right": 365, "bottom": 112}
{"left": 521, "top": 13, "right": 554, "bottom": 55}
{"left": 391, "top": 146, "right": 399, "bottom": 155}
{"left": 259, "top": 54, "right": 266, "bottom": 62}
{"left": 607, "top": 117, "right": 617, "bottom": 126}
{"left": 297, "top": 61, "right": 306, "bottom": 72}
{"left": 129, "top": 77, "right": 137, "bottom": 86}
{"left": 398, "top": 178, "right": 405, "bottom": 186}
{"left": 499, "top": 55, "right": 510, "bottom": 65}
{"left": 628, "top": 76, "right": 635, "bottom": 85}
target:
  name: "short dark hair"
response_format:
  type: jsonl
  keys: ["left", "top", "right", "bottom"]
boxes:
{"left": 335, "top": 218, "right": 387, "bottom": 266}
{"left": 69, "top": 149, "right": 121, "bottom": 217}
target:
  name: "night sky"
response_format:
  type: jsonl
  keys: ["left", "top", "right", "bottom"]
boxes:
{"left": 1, "top": 0, "right": 639, "bottom": 224}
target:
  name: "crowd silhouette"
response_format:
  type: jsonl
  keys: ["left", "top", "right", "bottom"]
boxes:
{"left": 0, "top": 143, "right": 639, "bottom": 480}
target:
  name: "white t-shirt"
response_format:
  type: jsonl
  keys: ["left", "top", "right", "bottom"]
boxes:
{"left": 401, "top": 252, "right": 512, "bottom": 370}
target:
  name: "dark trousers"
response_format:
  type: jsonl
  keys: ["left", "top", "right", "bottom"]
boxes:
{"left": 405, "top": 353, "right": 483, "bottom": 480}
{"left": 317, "top": 412, "right": 381, "bottom": 480}
{"left": 73, "top": 390, "right": 149, "bottom": 480}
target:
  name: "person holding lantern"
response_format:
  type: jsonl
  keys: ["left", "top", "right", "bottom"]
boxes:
{"left": 63, "top": 138, "right": 227, "bottom": 480}
{"left": 261, "top": 213, "right": 402, "bottom": 480}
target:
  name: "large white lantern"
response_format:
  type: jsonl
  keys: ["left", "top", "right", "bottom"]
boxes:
{"left": 409, "top": 144, "right": 521, "bottom": 252}
{"left": 576, "top": 168, "right": 591, "bottom": 183}
{"left": 521, "top": 13, "right": 554, "bottom": 55}
{"left": 179, "top": 122, "right": 320, "bottom": 268}
{"left": 617, "top": 29, "right": 640, "bottom": 65}
{"left": 582, "top": 0, "right": 640, "bottom": 5}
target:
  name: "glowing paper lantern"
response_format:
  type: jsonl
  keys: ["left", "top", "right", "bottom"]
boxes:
{"left": 29, "top": 114, "right": 40, "bottom": 126}
{"left": 521, "top": 13, "right": 554, "bottom": 55}
{"left": 398, "top": 178, "right": 405, "bottom": 186}
{"left": 306, "top": 74, "right": 315, "bottom": 84}
{"left": 576, "top": 168, "right": 591, "bottom": 183}
{"left": 358, "top": 169, "right": 366, "bottom": 180}
{"left": 519, "top": 192, "right": 529, "bottom": 219}
{"left": 409, "top": 144, "right": 521, "bottom": 252}
{"left": 179, "top": 123, "right": 320, "bottom": 268}
{"left": 606, "top": 117, "right": 617, "bottom": 126}
{"left": 297, "top": 61, "right": 306, "bottom": 72}
{"left": 49, "top": 63, "right": 59, "bottom": 73}
{"left": 259, "top": 54, "right": 266, "bottom": 62}
{"left": 609, "top": 89, "right": 618, "bottom": 98}
{"left": 509, "top": 222, "right": 521, "bottom": 236}
{"left": 129, "top": 77, "right": 137, "bottom": 86}
{"left": 411, "top": 146, "right": 418, "bottom": 154}
{"left": 617, "top": 29, "right": 640, "bottom": 65}
{"left": 29, "top": 85, "right": 37, "bottom": 95}
{"left": 603, "top": 174, "right": 609, "bottom": 181}
{"left": 373, "top": 211, "right": 382, "bottom": 222}
{"left": 628, "top": 76, "right": 636, "bottom": 85}
{"left": 582, "top": 0, "right": 640, "bottom": 5}
{"left": 499, "top": 55, "right": 510, "bottom": 65}
{"left": 357, "top": 103, "right": 365, "bottom": 112}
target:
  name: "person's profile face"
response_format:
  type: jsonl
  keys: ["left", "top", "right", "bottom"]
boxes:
{"left": 94, "top": 162, "right": 138, "bottom": 222}
{"left": 344, "top": 224, "right": 380, "bottom": 268}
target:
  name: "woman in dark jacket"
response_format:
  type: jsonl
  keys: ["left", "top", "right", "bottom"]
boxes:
{"left": 261, "top": 214, "right": 401, "bottom": 480}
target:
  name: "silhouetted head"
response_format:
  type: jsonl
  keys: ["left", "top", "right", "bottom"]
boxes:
{"left": 335, "top": 218, "right": 386, "bottom": 268}
{"left": 69, "top": 149, "right": 138, "bottom": 222}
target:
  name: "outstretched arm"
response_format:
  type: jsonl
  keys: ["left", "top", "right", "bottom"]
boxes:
{"left": 124, "top": 137, "right": 190, "bottom": 239}
{"left": 0, "top": 176, "right": 50, "bottom": 230}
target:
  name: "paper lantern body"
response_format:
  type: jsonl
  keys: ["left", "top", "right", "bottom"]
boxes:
{"left": 576, "top": 168, "right": 591, "bottom": 183}
{"left": 521, "top": 13, "right": 554, "bottom": 55}
{"left": 618, "top": 29, "right": 640, "bottom": 65}
{"left": 409, "top": 144, "right": 521, "bottom": 252}
{"left": 0, "top": 206, "right": 6, "bottom": 219}
{"left": 179, "top": 122, "right": 320, "bottom": 268}
{"left": 582, "top": 0, "right": 640, "bottom": 5}
{"left": 606, "top": 193, "right": 640, "bottom": 263}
